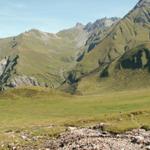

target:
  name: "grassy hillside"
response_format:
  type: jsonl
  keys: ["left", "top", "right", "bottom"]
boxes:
{"left": 77, "top": 0, "right": 150, "bottom": 74}
{"left": 78, "top": 69, "right": 150, "bottom": 94}
{"left": 61, "top": 0, "right": 150, "bottom": 93}
{"left": 0, "top": 17, "right": 120, "bottom": 89}
{"left": 0, "top": 27, "right": 88, "bottom": 88}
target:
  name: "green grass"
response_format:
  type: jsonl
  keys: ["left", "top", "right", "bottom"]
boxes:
{"left": 0, "top": 87, "right": 150, "bottom": 132}
{"left": 0, "top": 87, "right": 149, "bottom": 147}
{"left": 78, "top": 69, "right": 150, "bottom": 94}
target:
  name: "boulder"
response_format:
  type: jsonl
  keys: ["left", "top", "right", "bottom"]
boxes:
{"left": 131, "top": 136, "right": 145, "bottom": 144}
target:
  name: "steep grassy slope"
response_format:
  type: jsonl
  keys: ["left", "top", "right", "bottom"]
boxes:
{"left": 77, "top": 0, "right": 150, "bottom": 74}
{"left": 84, "top": 17, "right": 119, "bottom": 53}
{"left": 76, "top": 18, "right": 120, "bottom": 62}
{"left": 64, "top": 0, "right": 150, "bottom": 94}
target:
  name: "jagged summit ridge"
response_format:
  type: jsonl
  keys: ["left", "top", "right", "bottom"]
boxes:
{"left": 138, "top": 0, "right": 150, "bottom": 6}
{"left": 75, "top": 23, "right": 84, "bottom": 29}
{"left": 133, "top": 0, "right": 150, "bottom": 11}
{"left": 84, "top": 17, "right": 119, "bottom": 32}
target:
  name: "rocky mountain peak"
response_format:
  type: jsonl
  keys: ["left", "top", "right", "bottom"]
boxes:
{"left": 24, "top": 29, "right": 47, "bottom": 35}
{"left": 84, "top": 17, "right": 120, "bottom": 32}
{"left": 133, "top": 0, "right": 150, "bottom": 9}
{"left": 75, "top": 23, "right": 84, "bottom": 29}
{"left": 126, "top": 0, "right": 150, "bottom": 24}
{"left": 138, "top": 0, "right": 150, "bottom": 5}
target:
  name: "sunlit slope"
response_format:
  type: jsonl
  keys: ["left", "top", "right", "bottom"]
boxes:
{"left": 0, "top": 87, "right": 150, "bottom": 133}
{"left": 0, "top": 27, "right": 88, "bottom": 87}
{"left": 0, "top": 18, "right": 119, "bottom": 88}
{"left": 77, "top": 0, "right": 150, "bottom": 73}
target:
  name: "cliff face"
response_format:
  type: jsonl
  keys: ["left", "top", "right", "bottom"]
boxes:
{"left": 0, "top": 56, "right": 49, "bottom": 89}
{"left": 0, "top": 56, "right": 18, "bottom": 90}
{"left": 76, "top": 18, "right": 120, "bottom": 61}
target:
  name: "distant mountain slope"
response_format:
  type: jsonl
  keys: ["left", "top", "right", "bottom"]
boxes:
{"left": 0, "top": 27, "right": 88, "bottom": 87}
{"left": 84, "top": 17, "right": 119, "bottom": 52}
{"left": 76, "top": 18, "right": 120, "bottom": 61}
{"left": 76, "top": 0, "right": 150, "bottom": 75}
{"left": 67, "top": 0, "right": 150, "bottom": 94}
{"left": 0, "top": 17, "right": 118, "bottom": 88}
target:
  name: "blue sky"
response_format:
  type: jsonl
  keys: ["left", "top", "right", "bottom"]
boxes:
{"left": 0, "top": 0, "right": 139, "bottom": 38}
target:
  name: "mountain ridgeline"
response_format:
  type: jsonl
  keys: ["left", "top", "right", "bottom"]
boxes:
{"left": 63, "top": 0, "right": 150, "bottom": 93}
{"left": 0, "top": 17, "right": 118, "bottom": 90}
{"left": 0, "top": 0, "right": 150, "bottom": 93}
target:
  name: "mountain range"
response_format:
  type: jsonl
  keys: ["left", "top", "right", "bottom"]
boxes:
{"left": 0, "top": 0, "right": 149, "bottom": 93}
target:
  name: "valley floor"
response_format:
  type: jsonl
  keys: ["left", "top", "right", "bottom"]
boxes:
{"left": 0, "top": 87, "right": 150, "bottom": 149}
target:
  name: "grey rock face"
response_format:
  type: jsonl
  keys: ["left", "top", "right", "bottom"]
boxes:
{"left": 0, "top": 55, "right": 18, "bottom": 91}
{"left": 0, "top": 57, "right": 8, "bottom": 76}
{"left": 75, "top": 17, "right": 120, "bottom": 62}
{"left": 84, "top": 17, "right": 120, "bottom": 33}
{"left": 0, "top": 56, "right": 48, "bottom": 89}
{"left": 85, "top": 17, "right": 120, "bottom": 53}
{"left": 137, "top": 0, "right": 150, "bottom": 7}
{"left": 75, "top": 23, "right": 84, "bottom": 29}
{"left": 9, "top": 75, "right": 40, "bottom": 88}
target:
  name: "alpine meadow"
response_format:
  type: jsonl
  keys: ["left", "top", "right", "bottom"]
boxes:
{"left": 0, "top": 0, "right": 150, "bottom": 149}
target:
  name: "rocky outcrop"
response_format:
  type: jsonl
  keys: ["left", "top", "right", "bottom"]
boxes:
{"left": 9, "top": 75, "right": 41, "bottom": 88}
{"left": 9, "top": 75, "right": 49, "bottom": 88}
{"left": 0, "top": 58, "right": 8, "bottom": 76}
{"left": 84, "top": 17, "right": 120, "bottom": 53}
{"left": 44, "top": 127, "right": 150, "bottom": 150}
{"left": 75, "top": 17, "right": 120, "bottom": 62}
{"left": 84, "top": 17, "right": 119, "bottom": 32}
{"left": 0, "top": 56, "right": 19, "bottom": 91}
{"left": 0, "top": 56, "right": 49, "bottom": 90}
{"left": 3, "top": 126, "right": 150, "bottom": 150}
